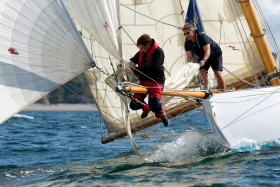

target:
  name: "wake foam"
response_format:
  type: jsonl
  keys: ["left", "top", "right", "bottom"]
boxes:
{"left": 233, "top": 138, "right": 280, "bottom": 151}
{"left": 148, "top": 132, "right": 228, "bottom": 162}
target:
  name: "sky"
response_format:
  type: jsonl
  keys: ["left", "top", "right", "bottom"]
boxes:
{"left": 257, "top": 0, "right": 280, "bottom": 53}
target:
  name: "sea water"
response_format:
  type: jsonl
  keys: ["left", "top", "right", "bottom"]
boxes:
{"left": 1, "top": 110, "right": 280, "bottom": 186}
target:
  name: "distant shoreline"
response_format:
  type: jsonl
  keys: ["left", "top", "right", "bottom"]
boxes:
{"left": 23, "top": 104, "right": 97, "bottom": 111}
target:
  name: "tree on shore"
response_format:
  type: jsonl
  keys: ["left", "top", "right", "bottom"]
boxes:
{"left": 37, "top": 75, "right": 94, "bottom": 104}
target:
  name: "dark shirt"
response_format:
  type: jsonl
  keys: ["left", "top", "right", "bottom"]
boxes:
{"left": 184, "top": 30, "right": 222, "bottom": 61}
{"left": 130, "top": 39, "right": 165, "bottom": 84}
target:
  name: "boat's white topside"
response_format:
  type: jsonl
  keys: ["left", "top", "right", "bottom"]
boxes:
{"left": 202, "top": 86, "right": 280, "bottom": 149}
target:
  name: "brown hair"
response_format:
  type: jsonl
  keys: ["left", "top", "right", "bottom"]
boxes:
{"left": 182, "top": 23, "right": 194, "bottom": 31}
{"left": 137, "top": 34, "right": 152, "bottom": 46}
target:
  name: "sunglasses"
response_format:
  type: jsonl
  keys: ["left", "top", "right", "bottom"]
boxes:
{"left": 184, "top": 32, "right": 190, "bottom": 36}
{"left": 138, "top": 43, "right": 148, "bottom": 50}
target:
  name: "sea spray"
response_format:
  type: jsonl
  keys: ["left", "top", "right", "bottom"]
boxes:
{"left": 233, "top": 138, "right": 280, "bottom": 151}
{"left": 149, "top": 132, "right": 228, "bottom": 162}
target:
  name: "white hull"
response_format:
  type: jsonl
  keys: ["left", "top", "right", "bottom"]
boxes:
{"left": 202, "top": 86, "right": 280, "bottom": 150}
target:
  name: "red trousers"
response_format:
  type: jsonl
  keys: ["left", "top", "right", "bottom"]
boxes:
{"left": 129, "top": 81, "right": 164, "bottom": 118}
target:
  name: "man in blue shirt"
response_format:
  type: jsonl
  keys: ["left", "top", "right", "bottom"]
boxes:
{"left": 183, "top": 23, "right": 226, "bottom": 91}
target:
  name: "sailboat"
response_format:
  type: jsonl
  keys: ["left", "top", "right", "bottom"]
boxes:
{"left": 0, "top": 0, "right": 279, "bottom": 160}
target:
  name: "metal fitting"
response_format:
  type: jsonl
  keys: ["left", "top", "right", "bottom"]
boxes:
{"left": 91, "top": 61, "right": 96, "bottom": 67}
{"left": 115, "top": 83, "right": 124, "bottom": 93}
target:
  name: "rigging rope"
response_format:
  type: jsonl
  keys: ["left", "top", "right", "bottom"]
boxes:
{"left": 226, "top": 0, "right": 260, "bottom": 84}
{"left": 119, "top": 3, "right": 182, "bottom": 30}
{"left": 254, "top": 0, "right": 280, "bottom": 69}
{"left": 223, "top": 66, "right": 260, "bottom": 88}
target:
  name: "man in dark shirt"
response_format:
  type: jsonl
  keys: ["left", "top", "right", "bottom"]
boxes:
{"left": 129, "top": 34, "right": 169, "bottom": 127}
{"left": 183, "top": 23, "right": 226, "bottom": 91}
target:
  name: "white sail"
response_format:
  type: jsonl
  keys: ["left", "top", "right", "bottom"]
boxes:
{"left": 64, "top": 0, "right": 121, "bottom": 60}
{"left": 74, "top": 22, "right": 129, "bottom": 132}
{"left": 0, "top": 0, "right": 93, "bottom": 124}
{"left": 63, "top": 0, "right": 131, "bottom": 133}
{"left": 148, "top": 0, "right": 188, "bottom": 77}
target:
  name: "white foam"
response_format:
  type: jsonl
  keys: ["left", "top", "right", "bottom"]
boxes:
{"left": 6, "top": 174, "right": 16, "bottom": 178}
{"left": 231, "top": 138, "right": 258, "bottom": 149}
{"left": 20, "top": 170, "right": 33, "bottom": 175}
{"left": 148, "top": 132, "right": 227, "bottom": 162}
{"left": 13, "top": 114, "right": 34, "bottom": 119}
{"left": 233, "top": 138, "right": 280, "bottom": 151}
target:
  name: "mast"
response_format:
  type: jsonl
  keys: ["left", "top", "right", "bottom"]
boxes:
{"left": 238, "top": 0, "right": 280, "bottom": 86}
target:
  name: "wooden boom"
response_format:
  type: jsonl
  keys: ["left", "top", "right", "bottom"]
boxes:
{"left": 123, "top": 86, "right": 216, "bottom": 98}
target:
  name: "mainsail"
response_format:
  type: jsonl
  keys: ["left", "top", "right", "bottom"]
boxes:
{"left": 0, "top": 0, "right": 93, "bottom": 124}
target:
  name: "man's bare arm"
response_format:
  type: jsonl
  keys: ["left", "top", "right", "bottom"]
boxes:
{"left": 199, "top": 44, "right": 210, "bottom": 67}
{"left": 186, "top": 51, "right": 193, "bottom": 62}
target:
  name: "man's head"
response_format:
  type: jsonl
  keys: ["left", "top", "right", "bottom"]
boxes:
{"left": 137, "top": 34, "right": 152, "bottom": 53}
{"left": 182, "top": 23, "right": 195, "bottom": 41}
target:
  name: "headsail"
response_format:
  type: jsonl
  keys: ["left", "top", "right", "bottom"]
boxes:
{"left": 0, "top": 0, "right": 93, "bottom": 124}
{"left": 64, "top": 0, "right": 121, "bottom": 60}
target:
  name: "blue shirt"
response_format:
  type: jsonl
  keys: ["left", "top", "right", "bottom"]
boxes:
{"left": 184, "top": 30, "right": 222, "bottom": 60}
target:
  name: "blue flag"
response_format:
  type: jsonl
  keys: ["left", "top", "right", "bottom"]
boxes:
{"left": 185, "top": 0, "right": 204, "bottom": 33}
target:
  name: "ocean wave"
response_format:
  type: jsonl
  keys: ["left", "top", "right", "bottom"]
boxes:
{"left": 13, "top": 114, "right": 34, "bottom": 119}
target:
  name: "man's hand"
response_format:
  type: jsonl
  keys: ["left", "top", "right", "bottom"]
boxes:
{"left": 199, "top": 59, "right": 205, "bottom": 67}
{"left": 129, "top": 62, "right": 136, "bottom": 72}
